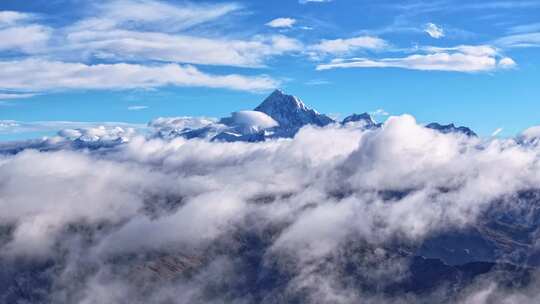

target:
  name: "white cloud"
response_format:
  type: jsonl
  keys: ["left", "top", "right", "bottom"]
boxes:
{"left": 0, "top": 120, "right": 145, "bottom": 136}
{"left": 425, "top": 45, "right": 498, "bottom": 56}
{"left": 0, "top": 11, "right": 50, "bottom": 53}
{"left": 127, "top": 105, "right": 148, "bottom": 111}
{"left": 0, "top": 93, "right": 36, "bottom": 100}
{"left": 0, "top": 25, "right": 51, "bottom": 53}
{"left": 508, "top": 23, "right": 540, "bottom": 34}
{"left": 317, "top": 45, "right": 515, "bottom": 72}
{"left": 0, "top": 11, "right": 32, "bottom": 26}
{"left": 0, "top": 59, "right": 278, "bottom": 92}
{"left": 305, "top": 79, "right": 331, "bottom": 85}
{"left": 2, "top": 115, "right": 540, "bottom": 302}
{"left": 299, "top": 0, "right": 333, "bottom": 3}
{"left": 309, "top": 36, "right": 388, "bottom": 56}
{"left": 496, "top": 32, "right": 540, "bottom": 48}
{"left": 424, "top": 22, "right": 445, "bottom": 39}
{"left": 491, "top": 127, "right": 503, "bottom": 136}
{"left": 60, "top": 1, "right": 302, "bottom": 67}
{"left": 461, "top": 1, "right": 540, "bottom": 9}
{"left": 389, "top": 1, "right": 540, "bottom": 12}
{"left": 266, "top": 17, "right": 296, "bottom": 28}
{"left": 370, "top": 109, "right": 389, "bottom": 117}
{"left": 498, "top": 57, "right": 517, "bottom": 68}
{"left": 0, "top": 2, "right": 300, "bottom": 94}
{"left": 65, "top": 30, "right": 302, "bottom": 67}
{"left": 72, "top": 0, "right": 241, "bottom": 32}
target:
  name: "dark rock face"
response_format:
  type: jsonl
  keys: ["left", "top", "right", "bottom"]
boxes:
{"left": 418, "top": 190, "right": 540, "bottom": 267}
{"left": 211, "top": 131, "right": 266, "bottom": 143}
{"left": 341, "top": 112, "right": 381, "bottom": 129}
{"left": 254, "top": 89, "right": 335, "bottom": 137}
{"left": 426, "top": 122, "right": 477, "bottom": 137}
{"left": 1, "top": 212, "right": 537, "bottom": 303}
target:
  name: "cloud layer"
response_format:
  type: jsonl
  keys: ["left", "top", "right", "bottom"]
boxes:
{"left": 1, "top": 115, "right": 540, "bottom": 303}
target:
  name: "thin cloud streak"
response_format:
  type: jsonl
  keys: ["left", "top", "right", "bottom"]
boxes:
{"left": 317, "top": 45, "right": 516, "bottom": 72}
{"left": 0, "top": 59, "right": 279, "bottom": 92}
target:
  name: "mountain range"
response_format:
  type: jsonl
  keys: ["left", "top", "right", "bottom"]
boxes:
{"left": 154, "top": 89, "right": 476, "bottom": 143}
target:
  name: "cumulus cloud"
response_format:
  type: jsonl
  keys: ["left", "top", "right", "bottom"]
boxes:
{"left": 266, "top": 17, "right": 296, "bottom": 28}
{"left": 424, "top": 22, "right": 445, "bottom": 39}
{"left": 0, "top": 59, "right": 278, "bottom": 92}
{"left": 317, "top": 45, "right": 516, "bottom": 72}
{"left": 1, "top": 114, "right": 540, "bottom": 303}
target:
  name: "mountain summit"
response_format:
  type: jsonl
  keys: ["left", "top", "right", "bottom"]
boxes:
{"left": 341, "top": 113, "right": 381, "bottom": 129}
{"left": 142, "top": 90, "right": 478, "bottom": 143}
{"left": 426, "top": 122, "right": 477, "bottom": 137}
{"left": 254, "top": 89, "right": 334, "bottom": 136}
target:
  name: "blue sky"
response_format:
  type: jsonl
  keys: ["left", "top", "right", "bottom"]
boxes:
{"left": 0, "top": 0, "right": 539, "bottom": 140}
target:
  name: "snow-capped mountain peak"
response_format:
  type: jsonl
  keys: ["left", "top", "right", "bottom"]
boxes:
{"left": 341, "top": 113, "right": 380, "bottom": 129}
{"left": 257, "top": 89, "right": 310, "bottom": 112}
{"left": 426, "top": 122, "right": 477, "bottom": 137}
{"left": 254, "top": 89, "right": 334, "bottom": 136}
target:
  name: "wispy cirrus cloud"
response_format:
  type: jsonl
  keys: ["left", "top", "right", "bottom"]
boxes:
{"left": 317, "top": 45, "right": 516, "bottom": 72}
{"left": 387, "top": 0, "right": 540, "bottom": 12}
{"left": 308, "top": 36, "right": 388, "bottom": 58}
{"left": 496, "top": 32, "right": 540, "bottom": 48}
{"left": 72, "top": 0, "right": 242, "bottom": 33}
{"left": 0, "top": 59, "right": 278, "bottom": 92}
{"left": 299, "top": 0, "right": 333, "bottom": 3}
{"left": 127, "top": 105, "right": 148, "bottom": 111}
{"left": 508, "top": 22, "right": 540, "bottom": 34}
{"left": 0, "top": 93, "right": 36, "bottom": 100}
{"left": 0, "top": 1, "right": 295, "bottom": 94}
{"left": 62, "top": 1, "right": 302, "bottom": 67}
{"left": 64, "top": 30, "right": 302, "bottom": 67}
{"left": 491, "top": 127, "right": 503, "bottom": 136}
{"left": 460, "top": 1, "right": 540, "bottom": 9}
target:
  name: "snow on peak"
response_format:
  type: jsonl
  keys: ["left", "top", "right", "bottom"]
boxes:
{"left": 518, "top": 126, "right": 540, "bottom": 145}
{"left": 254, "top": 89, "right": 334, "bottom": 136}
{"left": 341, "top": 113, "right": 380, "bottom": 129}
{"left": 425, "top": 122, "right": 477, "bottom": 137}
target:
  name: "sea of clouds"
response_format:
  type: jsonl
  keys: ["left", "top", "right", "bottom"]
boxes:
{"left": 1, "top": 114, "right": 540, "bottom": 303}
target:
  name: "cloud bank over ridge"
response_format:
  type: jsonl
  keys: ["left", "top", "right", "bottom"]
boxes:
{"left": 1, "top": 114, "right": 540, "bottom": 303}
